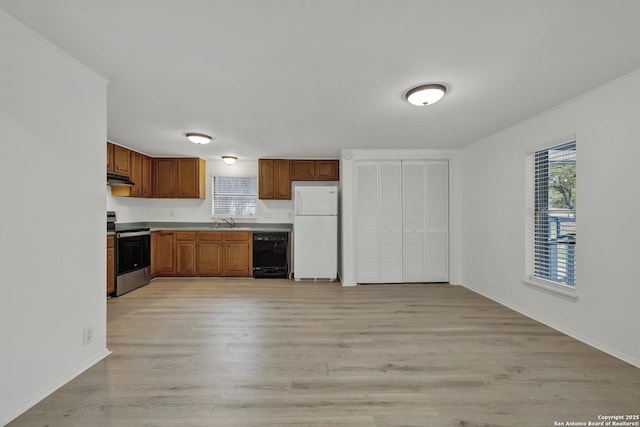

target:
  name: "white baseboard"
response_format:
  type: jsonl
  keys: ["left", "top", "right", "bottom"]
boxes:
{"left": 2, "top": 348, "right": 111, "bottom": 426}
{"left": 462, "top": 285, "right": 640, "bottom": 368}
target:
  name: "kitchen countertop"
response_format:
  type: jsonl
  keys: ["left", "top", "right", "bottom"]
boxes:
{"left": 112, "top": 222, "right": 293, "bottom": 233}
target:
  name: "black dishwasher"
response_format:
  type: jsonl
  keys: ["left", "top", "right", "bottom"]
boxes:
{"left": 253, "top": 232, "right": 288, "bottom": 278}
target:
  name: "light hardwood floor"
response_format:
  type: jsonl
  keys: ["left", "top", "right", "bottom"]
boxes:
{"left": 9, "top": 279, "right": 640, "bottom": 426}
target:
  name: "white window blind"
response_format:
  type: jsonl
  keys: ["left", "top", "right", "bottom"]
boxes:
{"left": 528, "top": 140, "right": 576, "bottom": 287}
{"left": 211, "top": 175, "right": 257, "bottom": 217}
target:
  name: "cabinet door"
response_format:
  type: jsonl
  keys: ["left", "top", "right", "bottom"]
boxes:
{"left": 224, "top": 240, "right": 251, "bottom": 276}
{"left": 106, "top": 236, "right": 115, "bottom": 295}
{"left": 355, "top": 162, "right": 380, "bottom": 283}
{"left": 378, "top": 161, "right": 403, "bottom": 283}
{"left": 274, "top": 159, "right": 291, "bottom": 199}
{"left": 290, "top": 160, "right": 316, "bottom": 180}
{"left": 153, "top": 159, "right": 176, "bottom": 197}
{"left": 197, "top": 240, "right": 224, "bottom": 276}
{"left": 142, "top": 155, "right": 153, "bottom": 197}
{"left": 176, "top": 158, "right": 203, "bottom": 198}
{"left": 176, "top": 240, "right": 197, "bottom": 276}
{"left": 129, "top": 151, "right": 143, "bottom": 197}
{"left": 316, "top": 160, "right": 339, "bottom": 180}
{"left": 151, "top": 232, "right": 159, "bottom": 278}
{"left": 157, "top": 232, "right": 175, "bottom": 275}
{"left": 258, "top": 159, "right": 275, "bottom": 199}
{"left": 223, "top": 232, "right": 252, "bottom": 276}
{"left": 113, "top": 145, "right": 131, "bottom": 176}
{"left": 106, "top": 143, "right": 114, "bottom": 173}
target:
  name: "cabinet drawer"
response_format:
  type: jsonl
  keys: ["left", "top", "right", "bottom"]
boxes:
{"left": 223, "top": 231, "right": 251, "bottom": 241}
{"left": 197, "top": 231, "right": 223, "bottom": 241}
{"left": 175, "top": 231, "right": 197, "bottom": 240}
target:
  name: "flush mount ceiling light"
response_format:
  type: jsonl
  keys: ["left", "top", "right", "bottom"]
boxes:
{"left": 222, "top": 156, "right": 238, "bottom": 165}
{"left": 405, "top": 84, "right": 447, "bottom": 106}
{"left": 186, "top": 133, "right": 212, "bottom": 144}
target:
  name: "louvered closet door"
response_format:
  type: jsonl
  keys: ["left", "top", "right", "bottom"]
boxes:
{"left": 402, "top": 161, "right": 426, "bottom": 282}
{"left": 356, "top": 162, "right": 380, "bottom": 283}
{"left": 378, "top": 161, "right": 403, "bottom": 283}
{"left": 426, "top": 161, "right": 449, "bottom": 281}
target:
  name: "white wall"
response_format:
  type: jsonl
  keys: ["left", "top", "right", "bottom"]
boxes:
{"left": 460, "top": 68, "right": 640, "bottom": 367}
{"left": 0, "top": 11, "right": 109, "bottom": 424}
{"left": 106, "top": 158, "right": 294, "bottom": 224}
{"left": 339, "top": 149, "right": 462, "bottom": 287}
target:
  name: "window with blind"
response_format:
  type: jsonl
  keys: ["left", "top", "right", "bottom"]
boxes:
{"left": 527, "top": 140, "right": 576, "bottom": 287}
{"left": 211, "top": 175, "right": 257, "bottom": 217}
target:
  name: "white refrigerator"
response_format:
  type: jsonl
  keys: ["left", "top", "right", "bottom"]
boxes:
{"left": 293, "top": 185, "right": 338, "bottom": 281}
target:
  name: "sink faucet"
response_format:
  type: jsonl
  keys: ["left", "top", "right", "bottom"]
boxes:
{"left": 222, "top": 218, "right": 235, "bottom": 228}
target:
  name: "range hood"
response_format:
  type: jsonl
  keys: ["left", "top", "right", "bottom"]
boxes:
{"left": 107, "top": 172, "right": 135, "bottom": 186}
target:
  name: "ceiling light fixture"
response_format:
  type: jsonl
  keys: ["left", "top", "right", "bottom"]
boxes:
{"left": 222, "top": 156, "right": 237, "bottom": 165}
{"left": 186, "top": 133, "right": 212, "bottom": 144}
{"left": 405, "top": 84, "right": 447, "bottom": 106}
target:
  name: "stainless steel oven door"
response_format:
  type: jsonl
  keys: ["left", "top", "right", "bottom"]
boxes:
{"left": 115, "top": 230, "right": 151, "bottom": 296}
{"left": 116, "top": 231, "right": 150, "bottom": 275}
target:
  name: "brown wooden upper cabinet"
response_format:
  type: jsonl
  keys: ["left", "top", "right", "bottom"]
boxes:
{"left": 153, "top": 157, "right": 205, "bottom": 199}
{"left": 142, "top": 155, "right": 153, "bottom": 197}
{"left": 113, "top": 144, "right": 131, "bottom": 176}
{"left": 106, "top": 142, "right": 115, "bottom": 173}
{"left": 259, "top": 158, "right": 339, "bottom": 200}
{"left": 290, "top": 160, "right": 316, "bottom": 180}
{"left": 259, "top": 159, "right": 291, "bottom": 200}
{"left": 290, "top": 159, "right": 339, "bottom": 181}
{"left": 315, "top": 160, "right": 340, "bottom": 180}
{"left": 107, "top": 141, "right": 131, "bottom": 176}
{"left": 108, "top": 142, "right": 205, "bottom": 199}
{"left": 129, "top": 151, "right": 143, "bottom": 197}
{"left": 112, "top": 152, "right": 153, "bottom": 198}
{"left": 153, "top": 158, "right": 176, "bottom": 197}
{"left": 177, "top": 158, "right": 205, "bottom": 198}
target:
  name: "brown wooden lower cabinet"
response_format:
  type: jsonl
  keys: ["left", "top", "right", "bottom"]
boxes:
{"left": 197, "top": 232, "right": 224, "bottom": 276}
{"left": 151, "top": 230, "right": 252, "bottom": 277}
{"left": 106, "top": 235, "right": 115, "bottom": 296}
{"left": 151, "top": 231, "right": 159, "bottom": 278}
{"left": 155, "top": 231, "right": 176, "bottom": 276}
{"left": 222, "top": 232, "right": 252, "bottom": 276}
{"left": 176, "top": 232, "right": 197, "bottom": 276}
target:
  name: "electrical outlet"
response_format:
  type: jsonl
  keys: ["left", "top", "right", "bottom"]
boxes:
{"left": 83, "top": 326, "right": 94, "bottom": 346}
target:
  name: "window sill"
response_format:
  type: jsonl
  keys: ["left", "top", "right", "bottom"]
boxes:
{"left": 523, "top": 277, "right": 579, "bottom": 301}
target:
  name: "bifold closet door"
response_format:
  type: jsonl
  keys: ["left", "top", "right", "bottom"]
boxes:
{"left": 425, "top": 160, "right": 448, "bottom": 281}
{"left": 402, "top": 160, "right": 449, "bottom": 283}
{"left": 378, "top": 161, "right": 402, "bottom": 283}
{"left": 356, "top": 162, "right": 380, "bottom": 283}
{"left": 402, "top": 161, "right": 426, "bottom": 282}
{"left": 355, "top": 159, "right": 448, "bottom": 284}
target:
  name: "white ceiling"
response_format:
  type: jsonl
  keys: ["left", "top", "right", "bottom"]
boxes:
{"left": 3, "top": 1, "right": 640, "bottom": 160}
